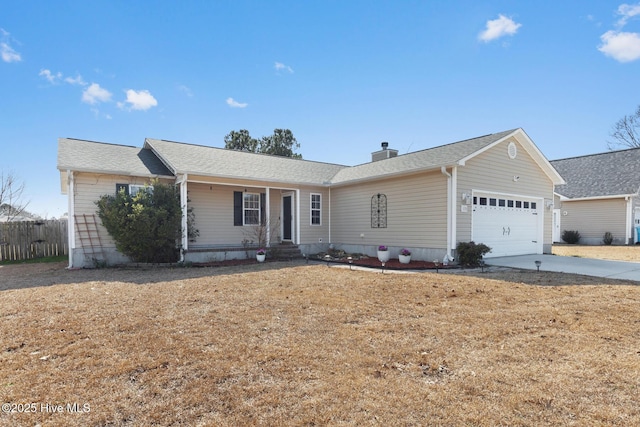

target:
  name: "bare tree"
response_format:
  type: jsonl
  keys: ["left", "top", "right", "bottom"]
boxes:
{"left": 0, "top": 170, "right": 29, "bottom": 221}
{"left": 608, "top": 105, "right": 640, "bottom": 150}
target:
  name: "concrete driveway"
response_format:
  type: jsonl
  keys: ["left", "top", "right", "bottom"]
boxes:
{"left": 487, "top": 254, "right": 640, "bottom": 282}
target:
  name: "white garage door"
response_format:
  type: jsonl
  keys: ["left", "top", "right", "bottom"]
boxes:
{"left": 472, "top": 192, "right": 543, "bottom": 258}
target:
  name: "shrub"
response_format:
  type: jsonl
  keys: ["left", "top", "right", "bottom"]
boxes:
{"left": 400, "top": 248, "right": 411, "bottom": 256}
{"left": 456, "top": 241, "right": 491, "bottom": 268}
{"left": 96, "top": 181, "right": 188, "bottom": 263}
{"left": 603, "top": 232, "right": 614, "bottom": 245}
{"left": 561, "top": 230, "right": 581, "bottom": 244}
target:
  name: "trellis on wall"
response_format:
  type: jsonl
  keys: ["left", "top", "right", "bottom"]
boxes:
{"left": 371, "top": 193, "right": 387, "bottom": 228}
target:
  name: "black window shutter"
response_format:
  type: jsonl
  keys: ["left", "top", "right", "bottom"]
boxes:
{"left": 260, "top": 193, "right": 266, "bottom": 225}
{"left": 116, "top": 183, "right": 129, "bottom": 195}
{"left": 233, "top": 191, "right": 243, "bottom": 226}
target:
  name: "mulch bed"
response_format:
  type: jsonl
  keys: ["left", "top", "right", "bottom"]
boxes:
{"left": 312, "top": 257, "right": 455, "bottom": 271}
{"left": 192, "top": 257, "right": 455, "bottom": 271}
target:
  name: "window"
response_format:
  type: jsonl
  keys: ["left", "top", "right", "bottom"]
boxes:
{"left": 507, "top": 200, "right": 514, "bottom": 208}
{"left": 243, "top": 193, "right": 260, "bottom": 225}
{"left": 515, "top": 201, "right": 522, "bottom": 208}
{"left": 233, "top": 191, "right": 265, "bottom": 226}
{"left": 489, "top": 198, "right": 497, "bottom": 206}
{"left": 498, "top": 199, "right": 506, "bottom": 207}
{"left": 479, "top": 197, "right": 487, "bottom": 206}
{"left": 310, "top": 194, "right": 321, "bottom": 225}
{"left": 531, "top": 202, "right": 537, "bottom": 209}
{"left": 130, "top": 184, "right": 153, "bottom": 196}
{"left": 116, "top": 183, "right": 152, "bottom": 196}
{"left": 523, "top": 201, "right": 530, "bottom": 209}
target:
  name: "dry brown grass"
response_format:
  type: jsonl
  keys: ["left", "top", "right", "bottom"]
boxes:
{"left": 1, "top": 260, "right": 640, "bottom": 426}
{"left": 553, "top": 244, "right": 640, "bottom": 262}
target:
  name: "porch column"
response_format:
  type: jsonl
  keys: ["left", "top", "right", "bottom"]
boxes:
{"left": 265, "top": 187, "right": 271, "bottom": 246}
{"left": 178, "top": 174, "right": 188, "bottom": 259}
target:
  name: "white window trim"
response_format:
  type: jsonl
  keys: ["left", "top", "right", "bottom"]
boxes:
{"left": 310, "top": 193, "right": 322, "bottom": 226}
{"left": 243, "top": 192, "right": 261, "bottom": 226}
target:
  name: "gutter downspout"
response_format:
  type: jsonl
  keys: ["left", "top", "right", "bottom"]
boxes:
{"left": 178, "top": 174, "right": 188, "bottom": 262}
{"left": 451, "top": 166, "right": 457, "bottom": 258}
{"left": 328, "top": 186, "right": 331, "bottom": 244}
{"left": 441, "top": 167, "right": 453, "bottom": 261}
{"left": 626, "top": 196, "right": 633, "bottom": 244}
{"left": 67, "top": 170, "right": 75, "bottom": 269}
{"left": 296, "top": 189, "right": 301, "bottom": 244}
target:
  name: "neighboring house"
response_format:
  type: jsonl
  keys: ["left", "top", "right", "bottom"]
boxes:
{"left": 0, "top": 204, "right": 41, "bottom": 222}
{"left": 57, "top": 128, "right": 564, "bottom": 268}
{"left": 551, "top": 148, "right": 640, "bottom": 245}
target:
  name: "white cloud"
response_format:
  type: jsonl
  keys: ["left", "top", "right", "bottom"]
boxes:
{"left": 616, "top": 3, "right": 640, "bottom": 27}
{"left": 178, "top": 84, "right": 193, "bottom": 97}
{"left": 275, "top": 61, "right": 294, "bottom": 73}
{"left": 39, "top": 69, "right": 62, "bottom": 83}
{"left": 1, "top": 42, "right": 21, "bottom": 62}
{"left": 64, "top": 74, "right": 86, "bottom": 86}
{"left": 39, "top": 69, "right": 87, "bottom": 86}
{"left": 0, "top": 28, "right": 21, "bottom": 63}
{"left": 479, "top": 14, "right": 522, "bottom": 42}
{"left": 82, "top": 83, "right": 112, "bottom": 104}
{"left": 226, "top": 97, "right": 248, "bottom": 108}
{"left": 119, "top": 89, "right": 158, "bottom": 111}
{"left": 598, "top": 30, "right": 640, "bottom": 62}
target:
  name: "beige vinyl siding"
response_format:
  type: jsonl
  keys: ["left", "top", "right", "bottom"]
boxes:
{"left": 187, "top": 180, "right": 330, "bottom": 247}
{"left": 298, "top": 186, "right": 330, "bottom": 245}
{"left": 456, "top": 138, "right": 554, "bottom": 245}
{"left": 188, "top": 183, "right": 283, "bottom": 246}
{"left": 561, "top": 198, "right": 628, "bottom": 243}
{"left": 330, "top": 171, "right": 447, "bottom": 248}
{"left": 72, "top": 173, "right": 165, "bottom": 248}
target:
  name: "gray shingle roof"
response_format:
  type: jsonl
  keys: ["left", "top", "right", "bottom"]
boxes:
{"left": 551, "top": 148, "right": 640, "bottom": 198}
{"left": 59, "top": 128, "right": 559, "bottom": 188}
{"left": 144, "top": 138, "right": 347, "bottom": 185}
{"left": 330, "top": 129, "right": 519, "bottom": 184}
{"left": 58, "top": 138, "right": 173, "bottom": 177}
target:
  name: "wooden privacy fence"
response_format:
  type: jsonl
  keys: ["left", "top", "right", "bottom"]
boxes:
{"left": 0, "top": 219, "right": 68, "bottom": 262}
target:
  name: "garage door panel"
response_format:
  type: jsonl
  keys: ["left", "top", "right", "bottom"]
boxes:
{"left": 472, "top": 193, "right": 542, "bottom": 258}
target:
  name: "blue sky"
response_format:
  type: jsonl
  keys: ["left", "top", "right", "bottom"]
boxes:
{"left": 1, "top": 0, "right": 639, "bottom": 218}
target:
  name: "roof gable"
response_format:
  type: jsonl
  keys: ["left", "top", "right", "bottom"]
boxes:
{"left": 330, "top": 128, "right": 564, "bottom": 186}
{"left": 58, "top": 138, "right": 173, "bottom": 177}
{"left": 551, "top": 147, "right": 640, "bottom": 199}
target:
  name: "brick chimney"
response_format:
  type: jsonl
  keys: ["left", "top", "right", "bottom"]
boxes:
{"left": 371, "top": 142, "right": 398, "bottom": 162}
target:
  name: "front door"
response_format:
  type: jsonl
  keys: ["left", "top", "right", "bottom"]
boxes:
{"left": 283, "top": 195, "right": 292, "bottom": 241}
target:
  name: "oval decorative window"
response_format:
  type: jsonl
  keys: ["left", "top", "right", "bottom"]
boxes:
{"left": 507, "top": 142, "right": 517, "bottom": 159}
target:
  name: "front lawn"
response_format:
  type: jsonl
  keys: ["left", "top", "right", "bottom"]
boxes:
{"left": 1, "top": 262, "right": 639, "bottom": 426}
{"left": 553, "top": 244, "right": 640, "bottom": 261}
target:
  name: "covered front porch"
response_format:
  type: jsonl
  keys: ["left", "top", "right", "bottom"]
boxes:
{"left": 176, "top": 174, "right": 303, "bottom": 262}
